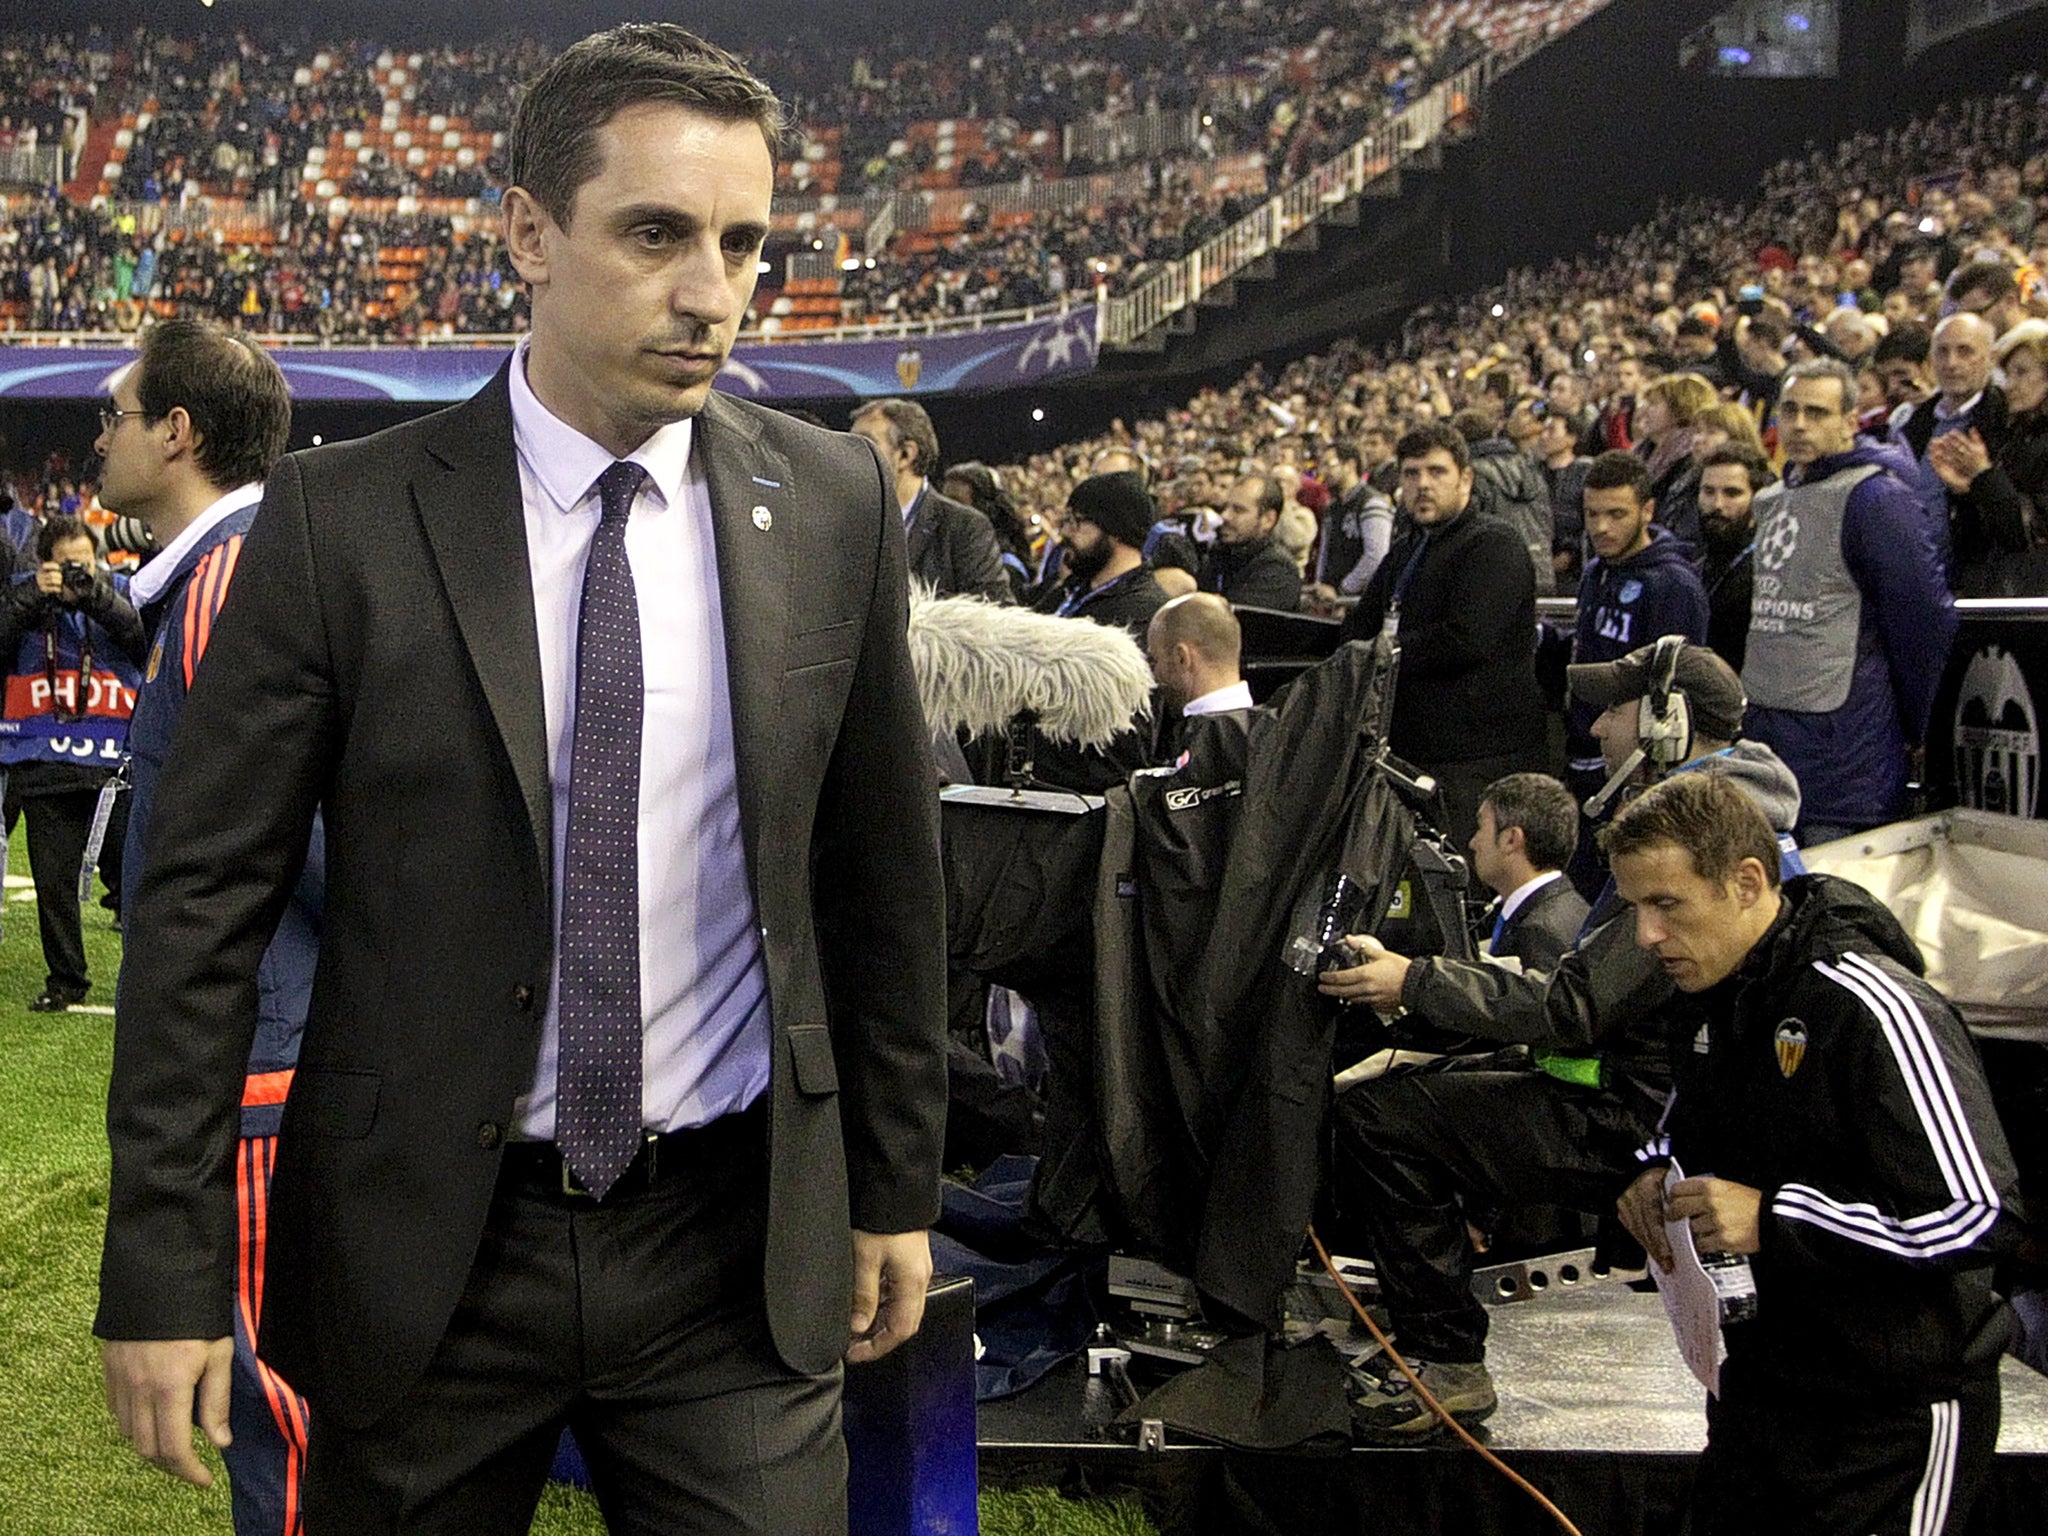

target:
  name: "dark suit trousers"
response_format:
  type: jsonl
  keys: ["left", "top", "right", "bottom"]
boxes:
{"left": 302, "top": 1107, "right": 845, "bottom": 1536}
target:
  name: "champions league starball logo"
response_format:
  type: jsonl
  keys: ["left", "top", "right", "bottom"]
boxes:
{"left": 1756, "top": 510, "right": 1800, "bottom": 573}
{"left": 1953, "top": 646, "right": 2040, "bottom": 818}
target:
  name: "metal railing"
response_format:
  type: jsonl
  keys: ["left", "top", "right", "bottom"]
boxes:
{"left": 1090, "top": 23, "right": 1599, "bottom": 350}
{"left": 864, "top": 193, "right": 897, "bottom": 256}
{"left": 0, "top": 144, "right": 64, "bottom": 187}
{"left": 0, "top": 290, "right": 1095, "bottom": 349}
{"left": 890, "top": 162, "right": 1159, "bottom": 232}
{"left": 1098, "top": 55, "right": 1504, "bottom": 347}
{"left": 1063, "top": 108, "right": 1202, "bottom": 168}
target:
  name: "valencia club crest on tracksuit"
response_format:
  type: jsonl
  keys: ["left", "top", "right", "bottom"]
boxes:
{"left": 1774, "top": 1019, "right": 1809, "bottom": 1078}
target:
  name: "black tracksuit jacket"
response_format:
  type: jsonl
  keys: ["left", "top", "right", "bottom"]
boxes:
{"left": 1641, "top": 875, "right": 2021, "bottom": 1400}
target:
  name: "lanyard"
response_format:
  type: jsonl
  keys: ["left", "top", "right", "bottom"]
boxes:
{"left": 43, "top": 608, "right": 94, "bottom": 724}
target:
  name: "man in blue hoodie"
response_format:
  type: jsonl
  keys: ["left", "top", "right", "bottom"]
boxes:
{"left": 1745, "top": 360, "right": 1956, "bottom": 844}
{"left": 1566, "top": 451, "right": 1710, "bottom": 780}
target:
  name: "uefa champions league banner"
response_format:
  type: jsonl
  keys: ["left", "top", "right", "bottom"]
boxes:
{"left": 0, "top": 306, "right": 1099, "bottom": 403}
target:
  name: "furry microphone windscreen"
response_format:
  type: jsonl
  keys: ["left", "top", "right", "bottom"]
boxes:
{"left": 906, "top": 591, "right": 1155, "bottom": 748}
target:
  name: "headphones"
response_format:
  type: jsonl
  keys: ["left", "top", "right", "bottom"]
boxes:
{"left": 1637, "top": 633, "right": 1694, "bottom": 769}
{"left": 1584, "top": 634, "right": 1693, "bottom": 818}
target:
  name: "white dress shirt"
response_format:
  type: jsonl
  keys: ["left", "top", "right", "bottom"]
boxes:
{"left": 1498, "top": 868, "right": 1565, "bottom": 925}
{"left": 508, "top": 342, "right": 769, "bottom": 1139}
{"left": 1182, "top": 680, "right": 1255, "bottom": 717}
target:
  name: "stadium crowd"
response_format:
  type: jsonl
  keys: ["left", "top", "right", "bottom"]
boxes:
{"left": 6, "top": 23, "right": 2042, "bottom": 1536}
{"left": 0, "top": 1, "right": 1601, "bottom": 334}
{"left": 991, "top": 77, "right": 2048, "bottom": 607}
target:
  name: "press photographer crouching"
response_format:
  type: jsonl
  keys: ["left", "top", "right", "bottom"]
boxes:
{"left": 1314, "top": 639, "right": 1802, "bottom": 1440}
{"left": 0, "top": 513, "right": 144, "bottom": 1010}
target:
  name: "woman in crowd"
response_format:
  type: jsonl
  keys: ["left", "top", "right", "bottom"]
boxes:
{"left": 1630, "top": 372, "right": 1719, "bottom": 554}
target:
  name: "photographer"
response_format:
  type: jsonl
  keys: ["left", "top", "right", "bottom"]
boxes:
{"left": 0, "top": 513, "right": 145, "bottom": 1011}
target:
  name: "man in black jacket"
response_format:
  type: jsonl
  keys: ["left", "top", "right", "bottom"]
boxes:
{"left": 1197, "top": 473, "right": 1301, "bottom": 611}
{"left": 1612, "top": 772, "right": 2018, "bottom": 1536}
{"left": 1339, "top": 424, "right": 1546, "bottom": 845}
{"left": 1697, "top": 445, "right": 1770, "bottom": 674}
{"left": 852, "top": 397, "right": 1011, "bottom": 602}
{"left": 1031, "top": 471, "right": 1168, "bottom": 640}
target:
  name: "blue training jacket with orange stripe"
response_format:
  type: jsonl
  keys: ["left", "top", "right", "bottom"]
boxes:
{"left": 121, "top": 501, "right": 323, "bottom": 1138}
{"left": 1638, "top": 873, "right": 2022, "bottom": 1400}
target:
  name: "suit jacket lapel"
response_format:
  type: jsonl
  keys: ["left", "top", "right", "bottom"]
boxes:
{"left": 697, "top": 391, "right": 793, "bottom": 885}
{"left": 413, "top": 366, "right": 554, "bottom": 886}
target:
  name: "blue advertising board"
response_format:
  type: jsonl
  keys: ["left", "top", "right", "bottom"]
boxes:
{"left": 0, "top": 306, "right": 1098, "bottom": 403}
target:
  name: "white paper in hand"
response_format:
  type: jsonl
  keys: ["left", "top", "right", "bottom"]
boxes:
{"left": 1651, "top": 1160, "right": 1725, "bottom": 1397}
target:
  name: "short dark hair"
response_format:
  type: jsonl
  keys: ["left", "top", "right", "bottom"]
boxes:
{"left": 1329, "top": 441, "right": 1366, "bottom": 471}
{"left": 1450, "top": 405, "right": 1500, "bottom": 444}
{"left": 509, "top": 24, "right": 789, "bottom": 229}
{"left": 1582, "top": 450, "right": 1653, "bottom": 502}
{"left": 1395, "top": 422, "right": 1470, "bottom": 472}
{"left": 37, "top": 514, "right": 93, "bottom": 562}
{"left": 852, "top": 397, "right": 941, "bottom": 477}
{"left": 1701, "top": 443, "right": 1775, "bottom": 492}
{"left": 1601, "top": 770, "right": 1782, "bottom": 889}
{"left": 1874, "top": 320, "right": 1932, "bottom": 367}
{"left": 131, "top": 319, "right": 292, "bottom": 493}
{"left": 1481, "top": 772, "right": 1579, "bottom": 872}
{"left": 1232, "top": 473, "right": 1284, "bottom": 520}
{"left": 1947, "top": 259, "right": 2017, "bottom": 307}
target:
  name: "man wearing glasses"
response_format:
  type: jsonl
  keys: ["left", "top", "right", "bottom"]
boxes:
{"left": 95, "top": 318, "right": 314, "bottom": 1536}
{"left": 1030, "top": 470, "right": 1170, "bottom": 640}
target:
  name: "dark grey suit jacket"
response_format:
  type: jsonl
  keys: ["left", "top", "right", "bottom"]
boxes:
{"left": 1492, "top": 875, "right": 1590, "bottom": 974}
{"left": 907, "top": 486, "right": 1009, "bottom": 602}
{"left": 97, "top": 370, "right": 948, "bottom": 1429}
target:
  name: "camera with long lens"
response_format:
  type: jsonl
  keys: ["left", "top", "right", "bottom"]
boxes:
{"left": 59, "top": 560, "right": 95, "bottom": 601}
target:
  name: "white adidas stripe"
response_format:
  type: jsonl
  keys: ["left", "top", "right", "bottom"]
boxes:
{"left": 1767, "top": 957, "right": 2000, "bottom": 1260}
{"left": 1819, "top": 959, "right": 1977, "bottom": 1203}
{"left": 1910, "top": 1398, "right": 1959, "bottom": 1536}
{"left": 1842, "top": 954, "right": 1998, "bottom": 1199}
{"left": 1771, "top": 1187, "right": 1997, "bottom": 1260}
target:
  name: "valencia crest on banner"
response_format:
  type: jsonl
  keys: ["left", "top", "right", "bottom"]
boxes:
{"left": 1774, "top": 1020, "right": 1808, "bottom": 1078}
{"left": 895, "top": 348, "right": 923, "bottom": 389}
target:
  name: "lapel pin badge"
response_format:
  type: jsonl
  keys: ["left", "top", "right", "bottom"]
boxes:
{"left": 751, "top": 505, "right": 773, "bottom": 532}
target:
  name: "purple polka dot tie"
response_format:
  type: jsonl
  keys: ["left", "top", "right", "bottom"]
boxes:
{"left": 556, "top": 459, "right": 646, "bottom": 1198}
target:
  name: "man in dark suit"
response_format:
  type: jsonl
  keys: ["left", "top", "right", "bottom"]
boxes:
{"left": 851, "top": 396, "right": 1010, "bottom": 602}
{"left": 96, "top": 26, "right": 946, "bottom": 1535}
{"left": 1467, "top": 772, "right": 1589, "bottom": 973}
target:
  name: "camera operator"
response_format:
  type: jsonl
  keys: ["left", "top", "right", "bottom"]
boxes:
{"left": 1610, "top": 772, "right": 2018, "bottom": 1536}
{"left": 1315, "top": 641, "right": 1802, "bottom": 1440}
{"left": 0, "top": 513, "right": 144, "bottom": 1010}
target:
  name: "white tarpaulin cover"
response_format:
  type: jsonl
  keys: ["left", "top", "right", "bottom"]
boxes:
{"left": 1802, "top": 811, "right": 2048, "bottom": 1039}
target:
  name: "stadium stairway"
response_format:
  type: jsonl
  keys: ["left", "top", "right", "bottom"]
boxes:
{"left": 63, "top": 115, "right": 123, "bottom": 203}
